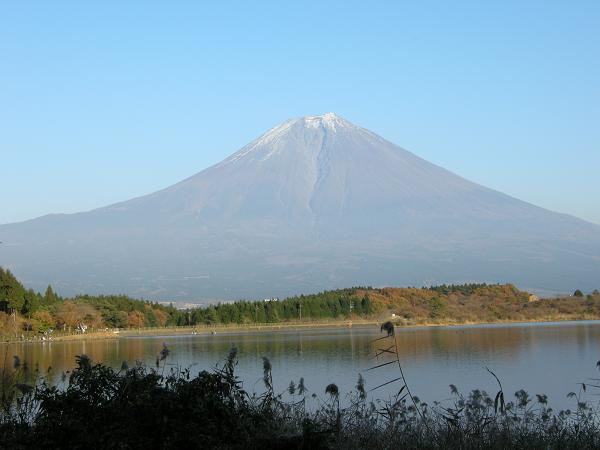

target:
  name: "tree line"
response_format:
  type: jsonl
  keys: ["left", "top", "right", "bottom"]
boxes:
{"left": 0, "top": 268, "right": 374, "bottom": 335}
{"left": 3, "top": 266, "right": 597, "bottom": 336}
{"left": 176, "top": 289, "right": 373, "bottom": 326}
{"left": 0, "top": 267, "right": 179, "bottom": 334}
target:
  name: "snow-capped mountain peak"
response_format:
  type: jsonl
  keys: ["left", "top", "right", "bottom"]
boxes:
{"left": 301, "top": 112, "right": 353, "bottom": 131}
{"left": 1, "top": 113, "right": 599, "bottom": 300}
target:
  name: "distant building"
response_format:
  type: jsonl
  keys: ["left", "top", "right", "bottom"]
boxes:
{"left": 528, "top": 294, "right": 540, "bottom": 302}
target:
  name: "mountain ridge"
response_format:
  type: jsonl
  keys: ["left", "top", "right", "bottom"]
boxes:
{"left": 1, "top": 113, "right": 599, "bottom": 300}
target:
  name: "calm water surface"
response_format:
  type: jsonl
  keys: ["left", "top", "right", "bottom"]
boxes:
{"left": 3, "top": 321, "right": 600, "bottom": 410}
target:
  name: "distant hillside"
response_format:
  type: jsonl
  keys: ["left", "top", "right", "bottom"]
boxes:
{"left": 1, "top": 268, "right": 599, "bottom": 338}
{"left": 181, "top": 283, "right": 600, "bottom": 327}
{"left": 357, "top": 284, "right": 600, "bottom": 324}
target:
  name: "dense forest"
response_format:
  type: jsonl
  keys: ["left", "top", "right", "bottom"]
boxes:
{"left": 0, "top": 268, "right": 375, "bottom": 335}
{"left": 1, "top": 266, "right": 599, "bottom": 338}
{"left": 0, "top": 267, "right": 180, "bottom": 334}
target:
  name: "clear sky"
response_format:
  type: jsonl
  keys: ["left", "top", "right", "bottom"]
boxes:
{"left": 1, "top": 1, "right": 598, "bottom": 225}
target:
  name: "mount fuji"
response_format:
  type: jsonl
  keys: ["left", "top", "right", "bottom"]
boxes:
{"left": 1, "top": 113, "right": 599, "bottom": 300}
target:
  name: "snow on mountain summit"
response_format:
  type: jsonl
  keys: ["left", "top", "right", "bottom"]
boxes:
{"left": 302, "top": 112, "right": 354, "bottom": 131}
{"left": 220, "top": 113, "right": 362, "bottom": 166}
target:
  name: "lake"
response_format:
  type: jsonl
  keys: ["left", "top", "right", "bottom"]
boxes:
{"left": 3, "top": 321, "right": 600, "bottom": 410}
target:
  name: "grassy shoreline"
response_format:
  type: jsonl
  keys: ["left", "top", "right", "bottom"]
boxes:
{"left": 3, "top": 314, "right": 600, "bottom": 343}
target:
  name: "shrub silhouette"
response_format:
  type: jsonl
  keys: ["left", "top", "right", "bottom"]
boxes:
{"left": 1, "top": 348, "right": 600, "bottom": 449}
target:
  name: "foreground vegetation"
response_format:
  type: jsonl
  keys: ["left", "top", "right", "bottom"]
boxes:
{"left": 1, "top": 323, "right": 600, "bottom": 449}
{"left": 2, "top": 267, "right": 600, "bottom": 340}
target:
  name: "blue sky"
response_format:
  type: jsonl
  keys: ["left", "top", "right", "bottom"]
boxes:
{"left": 1, "top": 1, "right": 599, "bottom": 225}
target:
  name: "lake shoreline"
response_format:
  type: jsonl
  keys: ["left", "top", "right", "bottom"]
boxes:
{"left": 3, "top": 314, "right": 599, "bottom": 344}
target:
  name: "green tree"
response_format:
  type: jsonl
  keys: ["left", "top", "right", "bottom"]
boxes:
{"left": 428, "top": 296, "right": 446, "bottom": 319}
{"left": 0, "top": 268, "right": 26, "bottom": 313}
{"left": 103, "top": 309, "right": 128, "bottom": 328}
{"left": 21, "top": 289, "right": 41, "bottom": 315}
{"left": 44, "top": 285, "right": 58, "bottom": 304}
{"left": 205, "top": 306, "right": 218, "bottom": 325}
{"left": 144, "top": 307, "right": 158, "bottom": 327}
{"left": 255, "top": 304, "right": 267, "bottom": 323}
{"left": 360, "top": 294, "right": 372, "bottom": 314}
